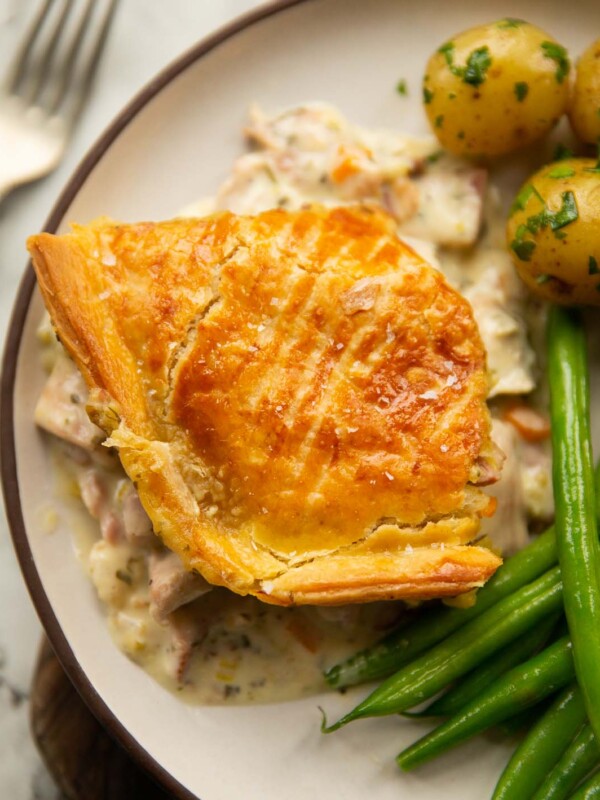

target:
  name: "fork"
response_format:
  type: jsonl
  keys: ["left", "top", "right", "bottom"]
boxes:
{"left": 0, "top": 0, "right": 118, "bottom": 199}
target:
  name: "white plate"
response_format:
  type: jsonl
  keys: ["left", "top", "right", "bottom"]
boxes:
{"left": 3, "top": 1, "right": 599, "bottom": 798}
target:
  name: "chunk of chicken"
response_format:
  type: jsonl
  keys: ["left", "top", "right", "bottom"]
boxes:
{"left": 480, "top": 418, "right": 552, "bottom": 555}
{"left": 463, "top": 255, "right": 536, "bottom": 398}
{"left": 216, "top": 103, "right": 486, "bottom": 247}
{"left": 149, "top": 550, "right": 212, "bottom": 622}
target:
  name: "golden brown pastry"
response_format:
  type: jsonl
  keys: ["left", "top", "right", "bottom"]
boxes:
{"left": 28, "top": 206, "right": 502, "bottom": 606}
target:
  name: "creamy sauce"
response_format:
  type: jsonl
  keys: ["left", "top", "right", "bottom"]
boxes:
{"left": 46, "top": 437, "right": 403, "bottom": 705}
{"left": 36, "top": 103, "right": 553, "bottom": 705}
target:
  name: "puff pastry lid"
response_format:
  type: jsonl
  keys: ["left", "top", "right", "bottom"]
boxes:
{"left": 28, "top": 206, "right": 502, "bottom": 606}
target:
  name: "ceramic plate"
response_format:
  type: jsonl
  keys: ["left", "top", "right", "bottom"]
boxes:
{"left": 3, "top": 1, "right": 599, "bottom": 798}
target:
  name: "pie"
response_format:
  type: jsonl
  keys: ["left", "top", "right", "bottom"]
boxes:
{"left": 28, "top": 205, "right": 502, "bottom": 605}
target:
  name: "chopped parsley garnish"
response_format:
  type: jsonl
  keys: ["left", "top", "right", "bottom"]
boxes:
{"left": 497, "top": 18, "right": 526, "bottom": 28}
{"left": 438, "top": 41, "right": 456, "bottom": 67}
{"left": 426, "top": 151, "right": 443, "bottom": 164}
{"left": 435, "top": 114, "right": 444, "bottom": 128}
{"left": 548, "top": 165, "right": 576, "bottom": 178}
{"left": 526, "top": 191, "right": 578, "bottom": 233}
{"left": 510, "top": 183, "right": 543, "bottom": 215}
{"left": 514, "top": 82, "right": 529, "bottom": 102}
{"left": 457, "top": 130, "right": 465, "bottom": 139}
{"left": 448, "top": 92, "right": 457, "bottom": 99}
{"left": 589, "top": 256, "right": 600, "bottom": 275}
{"left": 536, "top": 274, "right": 551, "bottom": 284}
{"left": 510, "top": 191, "right": 579, "bottom": 261}
{"left": 463, "top": 46, "right": 492, "bottom": 86}
{"left": 438, "top": 42, "right": 492, "bottom": 87}
{"left": 511, "top": 237, "right": 537, "bottom": 261}
{"left": 541, "top": 41, "right": 570, "bottom": 84}
{"left": 423, "top": 86, "right": 434, "bottom": 104}
{"left": 396, "top": 79, "right": 408, "bottom": 96}
{"left": 553, "top": 143, "right": 574, "bottom": 161}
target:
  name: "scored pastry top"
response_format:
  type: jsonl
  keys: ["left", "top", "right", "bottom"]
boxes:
{"left": 28, "top": 205, "right": 501, "bottom": 605}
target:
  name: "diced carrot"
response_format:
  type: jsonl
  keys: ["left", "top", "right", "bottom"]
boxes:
{"left": 285, "top": 617, "right": 321, "bottom": 653}
{"left": 503, "top": 404, "right": 551, "bottom": 442}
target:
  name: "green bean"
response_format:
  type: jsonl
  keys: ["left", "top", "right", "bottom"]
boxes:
{"left": 492, "top": 683, "right": 586, "bottom": 799}
{"left": 325, "top": 525, "right": 558, "bottom": 689}
{"left": 495, "top": 704, "right": 546, "bottom": 737}
{"left": 397, "top": 636, "right": 575, "bottom": 771}
{"left": 569, "top": 769, "right": 600, "bottom": 799}
{"left": 532, "top": 723, "right": 599, "bottom": 800}
{"left": 548, "top": 306, "right": 600, "bottom": 743}
{"left": 421, "top": 615, "right": 558, "bottom": 718}
{"left": 322, "top": 566, "right": 562, "bottom": 732}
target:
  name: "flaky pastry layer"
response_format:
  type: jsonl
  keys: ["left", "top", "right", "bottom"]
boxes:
{"left": 28, "top": 206, "right": 501, "bottom": 605}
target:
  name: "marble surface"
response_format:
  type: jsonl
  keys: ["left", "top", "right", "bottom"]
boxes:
{"left": 0, "top": 1, "right": 261, "bottom": 796}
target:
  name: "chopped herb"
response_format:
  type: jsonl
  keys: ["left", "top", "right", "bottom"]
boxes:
{"left": 438, "top": 42, "right": 492, "bottom": 87}
{"left": 423, "top": 86, "right": 434, "bottom": 104}
{"left": 589, "top": 256, "right": 600, "bottom": 275}
{"left": 510, "top": 183, "right": 544, "bottom": 215}
{"left": 541, "top": 41, "right": 570, "bottom": 84}
{"left": 511, "top": 238, "right": 537, "bottom": 261}
{"left": 435, "top": 114, "right": 444, "bottom": 128}
{"left": 548, "top": 165, "right": 576, "bottom": 178}
{"left": 514, "top": 82, "right": 529, "bottom": 101}
{"left": 426, "top": 151, "right": 443, "bottom": 163}
{"left": 438, "top": 41, "right": 456, "bottom": 68}
{"left": 396, "top": 79, "right": 408, "bottom": 96}
{"left": 536, "top": 274, "right": 551, "bottom": 284}
{"left": 525, "top": 190, "right": 578, "bottom": 234}
{"left": 448, "top": 92, "right": 457, "bottom": 99}
{"left": 463, "top": 46, "right": 492, "bottom": 87}
{"left": 510, "top": 191, "right": 579, "bottom": 261}
{"left": 457, "top": 130, "right": 465, "bottom": 140}
{"left": 553, "top": 143, "right": 574, "bottom": 161}
{"left": 555, "top": 230, "right": 568, "bottom": 240}
{"left": 497, "top": 17, "right": 526, "bottom": 28}
{"left": 116, "top": 569, "right": 132, "bottom": 585}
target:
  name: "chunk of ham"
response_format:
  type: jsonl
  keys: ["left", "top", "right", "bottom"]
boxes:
{"left": 166, "top": 605, "right": 210, "bottom": 684}
{"left": 149, "top": 550, "right": 212, "bottom": 623}
{"left": 121, "top": 483, "right": 155, "bottom": 546}
{"left": 480, "top": 418, "right": 552, "bottom": 555}
{"left": 35, "top": 352, "right": 104, "bottom": 450}
{"left": 78, "top": 468, "right": 124, "bottom": 545}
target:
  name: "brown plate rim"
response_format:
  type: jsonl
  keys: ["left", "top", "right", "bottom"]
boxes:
{"left": 0, "top": 1, "right": 310, "bottom": 797}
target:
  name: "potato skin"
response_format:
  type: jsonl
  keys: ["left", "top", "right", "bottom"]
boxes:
{"left": 506, "top": 158, "right": 600, "bottom": 305}
{"left": 568, "top": 38, "right": 600, "bottom": 144}
{"left": 423, "top": 19, "right": 570, "bottom": 157}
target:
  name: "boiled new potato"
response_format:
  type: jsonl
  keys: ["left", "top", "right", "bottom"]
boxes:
{"left": 568, "top": 37, "right": 600, "bottom": 144}
{"left": 423, "top": 19, "right": 570, "bottom": 157}
{"left": 506, "top": 158, "right": 600, "bottom": 305}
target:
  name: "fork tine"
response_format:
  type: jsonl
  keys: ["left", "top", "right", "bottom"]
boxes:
{"left": 48, "top": 0, "right": 95, "bottom": 114}
{"left": 25, "top": 0, "right": 76, "bottom": 106}
{"left": 62, "top": 0, "right": 119, "bottom": 127}
{"left": 4, "top": 0, "right": 53, "bottom": 94}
